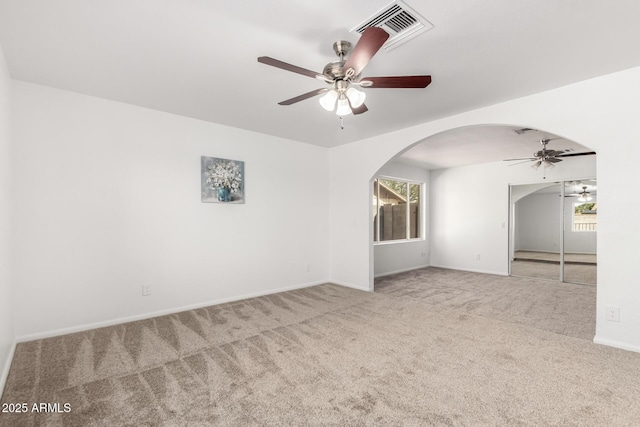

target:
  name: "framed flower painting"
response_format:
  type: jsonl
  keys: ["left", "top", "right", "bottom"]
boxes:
{"left": 201, "top": 156, "right": 245, "bottom": 204}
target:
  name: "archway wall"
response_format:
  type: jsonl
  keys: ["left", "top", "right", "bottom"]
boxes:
{"left": 328, "top": 66, "right": 640, "bottom": 352}
{"left": 428, "top": 154, "right": 595, "bottom": 275}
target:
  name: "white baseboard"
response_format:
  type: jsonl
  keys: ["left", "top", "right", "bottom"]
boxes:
{"left": 0, "top": 341, "right": 16, "bottom": 399}
{"left": 374, "top": 264, "right": 430, "bottom": 278}
{"left": 516, "top": 250, "right": 561, "bottom": 255}
{"left": 328, "top": 280, "right": 370, "bottom": 292}
{"left": 593, "top": 336, "right": 640, "bottom": 354}
{"left": 429, "top": 264, "right": 508, "bottom": 277}
{"left": 16, "top": 280, "right": 329, "bottom": 343}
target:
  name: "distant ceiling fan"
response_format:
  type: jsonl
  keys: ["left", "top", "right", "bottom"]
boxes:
{"left": 566, "top": 186, "right": 594, "bottom": 202}
{"left": 257, "top": 27, "right": 432, "bottom": 116}
{"left": 504, "top": 138, "right": 596, "bottom": 170}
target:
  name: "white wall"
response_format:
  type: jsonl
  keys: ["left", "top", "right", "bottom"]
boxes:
{"left": 0, "top": 44, "right": 15, "bottom": 394}
{"left": 429, "top": 159, "right": 594, "bottom": 275}
{"left": 373, "top": 161, "right": 429, "bottom": 277}
{"left": 12, "top": 81, "right": 330, "bottom": 339}
{"left": 329, "top": 66, "right": 640, "bottom": 352}
{"left": 515, "top": 191, "right": 562, "bottom": 253}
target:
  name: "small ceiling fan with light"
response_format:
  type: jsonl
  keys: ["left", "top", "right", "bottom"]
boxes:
{"left": 566, "top": 186, "right": 595, "bottom": 202}
{"left": 504, "top": 138, "right": 596, "bottom": 173}
{"left": 257, "top": 27, "right": 432, "bottom": 117}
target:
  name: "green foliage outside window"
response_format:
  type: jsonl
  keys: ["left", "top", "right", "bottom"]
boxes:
{"left": 575, "top": 203, "right": 596, "bottom": 213}
{"left": 380, "top": 179, "right": 419, "bottom": 203}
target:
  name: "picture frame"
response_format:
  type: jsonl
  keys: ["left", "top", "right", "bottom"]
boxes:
{"left": 201, "top": 156, "right": 245, "bottom": 204}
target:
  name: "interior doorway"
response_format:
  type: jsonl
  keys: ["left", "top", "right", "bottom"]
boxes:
{"left": 509, "top": 179, "right": 597, "bottom": 285}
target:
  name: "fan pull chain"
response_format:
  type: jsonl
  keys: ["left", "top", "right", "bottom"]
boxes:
{"left": 339, "top": 115, "right": 344, "bottom": 130}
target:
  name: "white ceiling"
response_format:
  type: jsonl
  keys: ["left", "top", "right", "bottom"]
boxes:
{"left": 396, "top": 126, "right": 593, "bottom": 170}
{"left": 0, "top": 0, "right": 639, "bottom": 162}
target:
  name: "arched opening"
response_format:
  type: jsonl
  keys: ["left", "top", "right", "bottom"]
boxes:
{"left": 370, "top": 124, "right": 597, "bottom": 339}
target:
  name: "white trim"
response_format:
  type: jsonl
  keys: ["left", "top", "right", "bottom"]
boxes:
{"left": 513, "top": 249, "right": 597, "bottom": 256}
{"left": 429, "top": 264, "right": 508, "bottom": 277}
{"left": 16, "top": 280, "right": 329, "bottom": 342}
{"left": 571, "top": 200, "right": 597, "bottom": 233}
{"left": 0, "top": 341, "right": 16, "bottom": 399}
{"left": 329, "top": 280, "right": 370, "bottom": 292}
{"left": 374, "top": 264, "right": 430, "bottom": 278}
{"left": 374, "top": 175, "right": 425, "bottom": 242}
{"left": 373, "top": 237, "right": 425, "bottom": 246}
{"left": 593, "top": 336, "right": 640, "bottom": 354}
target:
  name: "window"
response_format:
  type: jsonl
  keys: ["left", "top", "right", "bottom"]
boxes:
{"left": 572, "top": 202, "right": 597, "bottom": 232}
{"left": 373, "top": 177, "right": 423, "bottom": 242}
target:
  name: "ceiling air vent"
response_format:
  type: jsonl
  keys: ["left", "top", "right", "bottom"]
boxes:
{"left": 351, "top": 1, "right": 433, "bottom": 51}
{"left": 514, "top": 128, "right": 537, "bottom": 135}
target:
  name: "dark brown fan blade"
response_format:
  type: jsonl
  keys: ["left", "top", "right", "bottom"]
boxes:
{"left": 547, "top": 157, "right": 563, "bottom": 163}
{"left": 278, "top": 88, "right": 328, "bottom": 105}
{"left": 258, "top": 56, "right": 322, "bottom": 79}
{"left": 351, "top": 102, "right": 368, "bottom": 115}
{"left": 342, "top": 27, "right": 389, "bottom": 77}
{"left": 556, "top": 151, "right": 596, "bottom": 158}
{"left": 360, "top": 76, "right": 432, "bottom": 88}
{"left": 546, "top": 150, "right": 567, "bottom": 157}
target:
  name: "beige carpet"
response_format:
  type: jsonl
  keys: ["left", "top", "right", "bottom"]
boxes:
{"left": 2, "top": 269, "right": 640, "bottom": 426}
{"left": 375, "top": 267, "right": 596, "bottom": 340}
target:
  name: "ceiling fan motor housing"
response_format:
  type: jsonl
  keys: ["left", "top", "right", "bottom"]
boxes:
{"left": 323, "top": 60, "right": 347, "bottom": 80}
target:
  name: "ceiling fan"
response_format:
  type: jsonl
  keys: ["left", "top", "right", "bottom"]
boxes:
{"left": 504, "top": 138, "right": 596, "bottom": 170}
{"left": 257, "top": 27, "right": 432, "bottom": 116}
{"left": 566, "top": 185, "right": 595, "bottom": 202}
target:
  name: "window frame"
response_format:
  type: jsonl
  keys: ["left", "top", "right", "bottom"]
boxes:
{"left": 571, "top": 201, "right": 597, "bottom": 233}
{"left": 373, "top": 176, "right": 425, "bottom": 244}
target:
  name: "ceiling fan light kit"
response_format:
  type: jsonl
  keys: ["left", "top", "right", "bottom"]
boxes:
{"left": 578, "top": 186, "right": 593, "bottom": 202}
{"left": 257, "top": 26, "right": 431, "bottom": 118}
{"left": 531, "top": 159, "right": 554, "bottom": 170}
{"left": 335, "top": 96, "right": 352, "bottom": 116}
{"left": 319, "top": 90, "right": 338, "bottom": 111}
{"left": 319, "top": 86, "right": 366, "bottom": 115}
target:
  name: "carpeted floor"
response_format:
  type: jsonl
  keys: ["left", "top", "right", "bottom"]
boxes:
{"left": 2, "top": 268, "right": 639, "bottom": 426}
{"left": 374, "top": 267, "right": 596, "bottom": 340}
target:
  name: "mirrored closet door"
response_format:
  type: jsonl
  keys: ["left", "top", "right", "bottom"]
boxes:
{"left": 562, "top": 180, "right": 597, "bottom": 285}
{"left": 509, "top": 179, "right": 597, "bottom": 285}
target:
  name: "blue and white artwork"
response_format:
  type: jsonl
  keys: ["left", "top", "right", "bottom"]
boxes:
{"left": 201, "top": 156, "right": 245, "bottom": 204}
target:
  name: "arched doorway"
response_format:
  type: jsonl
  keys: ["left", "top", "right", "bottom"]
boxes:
{"left": 371, "top": 124, "right": 596, "bottom": 281}
{"left": 370, "top": 124, "right": 597, "bottom": 338}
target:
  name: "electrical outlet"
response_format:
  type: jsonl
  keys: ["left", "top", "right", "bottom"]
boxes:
{"left": 421, "top": 252, "right": 426, "bottom": 258}
{"left": 475, "top": 253, "right": 481, "bottom": 261}
{"left": 142, "top": 284, "right": 151, "bottom": 296}
{"left": 306, "top": 264, "right": 311, "bottom": 272}
{"left": 605, "top": 305, "right": 620, "bottom": 322}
